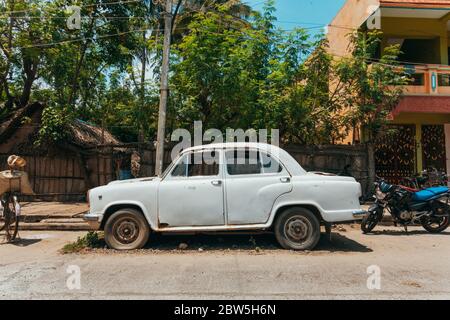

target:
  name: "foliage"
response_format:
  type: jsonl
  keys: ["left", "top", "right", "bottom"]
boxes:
{"left": 0, "top": 0, "right": 145, "bottom": 141}
{"left": 35, "top": 104, "right": 68, "bottom": 145}
{"left": 1, "top": 0, "right": 405, "bottom": 146}
{"left": 333, "top": 30, "right": 409, "bottom": 142}
{"left": 61, "top": 231, "right": 104, "bottom": 254}
{"left": 170, "top": 0, "right": 341, "bottom": 144}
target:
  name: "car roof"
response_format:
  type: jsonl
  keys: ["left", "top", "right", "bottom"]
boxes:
{"left": 184, "top": 142, "right": 275, "bottom": 152}
{"left": 181, "top": 143, "right": 306, "bottom": 176}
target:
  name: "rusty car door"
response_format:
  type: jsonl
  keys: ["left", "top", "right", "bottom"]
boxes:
{"left": 224, "top": 149, "right": 293, "bottom": 225}
{"left": 158, "top": 150, "right": 225, "bottom": 227}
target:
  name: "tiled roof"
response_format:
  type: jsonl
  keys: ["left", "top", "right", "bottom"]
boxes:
{"left": 381, "top": 0, "right": 450, "bottom": 8}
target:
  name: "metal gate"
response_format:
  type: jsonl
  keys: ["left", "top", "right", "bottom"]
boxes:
{"left": 374, "top": 125, "right": 416, "bottom": 183}
{"left": 422, "top": 125, "right": 446, "bottom": 172}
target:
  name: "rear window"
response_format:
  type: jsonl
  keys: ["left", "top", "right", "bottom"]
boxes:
{"left": 225, "top": 149, "right": 262, "bottom": 175}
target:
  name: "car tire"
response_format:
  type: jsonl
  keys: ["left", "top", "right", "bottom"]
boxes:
{"left": 104, "top": 209, "right": 150, "bottom": 250}
{"left": 274, "top": 207, "right": 321, "bottom": 250}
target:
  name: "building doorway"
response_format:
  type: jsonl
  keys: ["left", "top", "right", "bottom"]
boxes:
{"left": 422, "top": 125, "right": 446, "bottom": 172}
{"left": 374, "top": 125, "right": 416, "bottom": 183}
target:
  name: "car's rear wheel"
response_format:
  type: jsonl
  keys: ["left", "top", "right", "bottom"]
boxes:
{"left": 104, "top": 209, "right": 150, "bottom": 250}
{"left": 274, "top": 207, "right": 321, "bottom": 250}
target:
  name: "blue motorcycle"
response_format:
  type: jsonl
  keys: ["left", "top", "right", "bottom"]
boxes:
{"left": 361, "top": 178, "right": 450, "bottom": 233}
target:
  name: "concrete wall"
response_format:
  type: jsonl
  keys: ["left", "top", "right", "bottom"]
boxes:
{"left": 284, "top": 144, "right": 374, "bottom": 195}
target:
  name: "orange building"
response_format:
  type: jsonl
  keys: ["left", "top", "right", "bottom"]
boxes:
{"left": 328, "top": 0, "right": 450, "bottom": 182}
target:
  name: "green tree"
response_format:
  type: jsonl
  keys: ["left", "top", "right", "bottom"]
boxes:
{"left": 169, "top": 0, "right": 347, "bottom": 144}
{"left": 332, "top": 30, "right": 409, "bottom": 143}
{"left": 1, "top": 0, "right": 406, "bottom": 148}
{"left": 0, "top": 0, "right": 144, "bottom": 142}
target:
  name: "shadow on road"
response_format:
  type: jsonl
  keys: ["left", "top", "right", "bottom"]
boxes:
{"left": 145, "top": 233, "right": 278, "bottom": 251}
{"left": 142, "top": 231, "right": 372, "bottom": 253}
{"left": 0, "top": 237, "right": 41, "bottom": 247}
{"left": 315, "top": 232, "right": 372, "bottom": 253}
{"left": 12, "top": 238, "right": 42, "bottom": 247}
{"left": 368, "top": 229, "right": 450, "bottom": 236}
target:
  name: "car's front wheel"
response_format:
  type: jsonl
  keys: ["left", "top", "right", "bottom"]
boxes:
{"left": 274, "top": 207, "right": 321, "bottom": 250}
{"left": 104, "top": 209, "right": 150, "bottom": 250}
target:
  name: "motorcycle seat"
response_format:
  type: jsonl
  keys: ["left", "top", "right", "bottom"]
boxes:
{"left": 413, "top": 186, "right": 449, "bottom": 202}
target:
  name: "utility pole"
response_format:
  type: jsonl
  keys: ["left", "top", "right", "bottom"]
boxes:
{"left": 155, "top": 0, "right": 173, "bottom": 176}
{"left": 138, "top": 30, "right": 147, "bottom": 144}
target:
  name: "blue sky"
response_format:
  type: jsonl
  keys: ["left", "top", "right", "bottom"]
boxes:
{"left": 245, "top": 0, "right": 346, "bottom": 34}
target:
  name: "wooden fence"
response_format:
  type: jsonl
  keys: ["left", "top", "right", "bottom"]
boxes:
{"left": 0, "top": 143, "right": 375, "bottom": 201}
{"left": 0, "top": 151, "right": 116, "bottom": 201}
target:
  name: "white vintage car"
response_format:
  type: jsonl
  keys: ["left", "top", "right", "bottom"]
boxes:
{"left": 84, "top": 143, "right": 366, "bottom": 250}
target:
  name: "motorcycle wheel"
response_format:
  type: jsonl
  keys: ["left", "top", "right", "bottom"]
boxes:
{"left": 422, "top": 215, "right": 450, "bottom": 233}
{"left": 361, "top": 212, "right": 381, "bottom": 234}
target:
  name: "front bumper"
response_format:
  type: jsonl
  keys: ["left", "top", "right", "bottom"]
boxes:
{"left": 83, "top": 212, "right": 101, "bottom": 230}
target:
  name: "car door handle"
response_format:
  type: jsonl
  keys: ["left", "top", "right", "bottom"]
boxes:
{"left": 211, "top": 180, "right": 222, "bottom": 186}
{"left": 280, "top": 177, "right": 290, "bottom": 183}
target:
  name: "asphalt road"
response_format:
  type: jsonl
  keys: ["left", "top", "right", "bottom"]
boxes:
{"left": 1, "top": 225, "right": 449, "bottom": 299}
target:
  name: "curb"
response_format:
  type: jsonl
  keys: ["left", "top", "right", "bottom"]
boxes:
{"left": 19, "top": 222, "right": 92, "bottom": 231}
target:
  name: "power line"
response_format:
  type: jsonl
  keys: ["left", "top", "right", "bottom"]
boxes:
{"left": 0, "top": 2, "right": 358, "bottom": 33}
{"left": 83, "top": 0, "right": 143, "bottom": 8}
{"left": 1, "top": 22, "right": 328, "bottom": 51}
{"left": 0, "top": 0, "right": 142, "bottom": 15}
{"left": 0, "top": 13, "right": 348, "bottom": 28}
{"left": 15, "top": 27, "right": 153, "bottom": 49}
{"left": 3, "top": 25, "right": 422, "bottom": 70}
{"left": 0, "top": 3, "right": 429, "bottom": 68}
{"left": 0, "top": 14, "right": 358, "bottom": 33}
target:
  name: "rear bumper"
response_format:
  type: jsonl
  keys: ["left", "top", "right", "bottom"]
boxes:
{"left": 352, "top": 209, "right": 368, "bottom": 219}
{"left": 322, "top": 208, "right": 368, "bottom": 223}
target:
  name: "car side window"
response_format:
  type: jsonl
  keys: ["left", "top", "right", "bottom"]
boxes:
{"left": 260, "top": 151, "right": 283, "bottom": 174}
{"left": 225, "top": 149, "right": 262, "bottom": 175}
{"left": 171, "top": 151, "right": 219, "bottom": 177}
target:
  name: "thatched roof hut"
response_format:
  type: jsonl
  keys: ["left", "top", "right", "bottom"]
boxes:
{"left": 0, "top": 102, "right": 122, "bottom": 153}
{"left": 0, "top": 102, "right": 127, "bottom": 201}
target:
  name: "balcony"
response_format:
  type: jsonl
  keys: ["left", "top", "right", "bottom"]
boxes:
{"left": 391, "top": 64, "right": 450, "bottom": 117}
{"left": 403, "top": 64, "right": 450, "bottom": 96}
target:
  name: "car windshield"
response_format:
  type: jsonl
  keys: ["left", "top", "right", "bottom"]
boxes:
{"left": 161, "top": 154, "right": 180, "bottom": 178}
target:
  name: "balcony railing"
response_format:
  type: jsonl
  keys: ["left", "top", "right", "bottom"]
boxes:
{"left": 403, "top": 64, "right": 450, "bottom": 95}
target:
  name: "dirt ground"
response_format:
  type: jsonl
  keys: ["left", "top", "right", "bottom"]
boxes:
{"left": 0, "top": 226, "right": 449, "bottom": 299}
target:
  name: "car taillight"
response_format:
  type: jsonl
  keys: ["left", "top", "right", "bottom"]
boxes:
{"left": 86, "top": 190, "right": 90, "bottom": 208}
